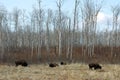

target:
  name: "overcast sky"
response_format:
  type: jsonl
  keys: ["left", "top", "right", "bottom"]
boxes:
{"left": 0, "top": 0, "right": 120, "bottom": 29}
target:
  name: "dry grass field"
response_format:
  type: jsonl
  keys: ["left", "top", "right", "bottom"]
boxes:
{"left": 0, "top": 63, "right": 120, "bottom": 80}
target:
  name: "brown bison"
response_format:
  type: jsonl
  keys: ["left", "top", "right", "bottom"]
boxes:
{"left": 89, "top": 63, "right": 102, "bottom": 70}
{"left": 49, "top": 63, "right": 59, "bottom": 68}
{"left": 15, "top": 60, "right": 28, "bottom": 67}
{"left": 60, "top": 62, "right": 67, "bottom": 65}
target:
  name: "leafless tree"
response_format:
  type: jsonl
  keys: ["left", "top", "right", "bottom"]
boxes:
{"left": 32, "top": 0, "right": 45, "bottom": 61}
{"left": 70, "top": 0, "right": 80, "bottom": 60}
{"left": 12, "top": 8, "right": 21, "bottom": 48}
{"left": 0, "top": 6, "right": 7, "bottom": 60}
{"left": 45, "top": 9, "right": 53, "bottom": 61}
{"left": 111, "top": 4, "right": 120, "bottom": 57}
{"left": 81, "top": 0, "right": 103, "bottom": 57}
{"left": 56, "top": 0, "right": 63, "bottom": 59}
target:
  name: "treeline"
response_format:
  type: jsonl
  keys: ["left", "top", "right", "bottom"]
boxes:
{"left": 0, "top": 0, "right": 120, "bottom": 63}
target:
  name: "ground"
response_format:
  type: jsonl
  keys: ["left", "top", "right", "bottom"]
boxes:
{"left": 0, "top": 63, "right": 120, "bottom": 80}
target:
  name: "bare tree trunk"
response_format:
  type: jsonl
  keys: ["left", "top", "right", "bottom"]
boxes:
{"left": 45, "top": 9, "right": 53, "bottom": 62}
{"left": 67, "top": 18, "right": 71, "bottom": 59}
{"left": 34, "top": 0, "right": 44, "bottom": 62}
{"left": 56, "top": 0, "right": 63, "bottom": 60}
{"left": 111, "top": 5, "right": 120, "bottom": 58}
{"left": 81, "top": 0, "right": 102, "bottom": 57}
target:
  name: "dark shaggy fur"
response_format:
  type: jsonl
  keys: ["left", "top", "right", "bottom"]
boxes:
{"left": 60, "top": 62, "right": 66, "bottom": 65}
{"left": 89, "top": 63, "right": 102, "bottom": 70}
{"left": 15, "top": 60, "right": 28, "bottom": 67}
{"left": 49, "top": 63, "right": 59, "bottom": 68}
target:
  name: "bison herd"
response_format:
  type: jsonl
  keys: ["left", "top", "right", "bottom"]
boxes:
{"left": 14, "top": 60, "right": 102, "bottom": 70}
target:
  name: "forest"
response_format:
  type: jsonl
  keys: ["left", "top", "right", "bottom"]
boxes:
{"left": 0, "top": 0, "right": 120, "bottom": 64}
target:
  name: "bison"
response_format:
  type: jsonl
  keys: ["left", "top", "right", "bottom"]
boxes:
{"left": 60, "top": 62, "right": 66, "bottom": 65}
{"left": 15, "top": 60, "right": 28, "bottom": 67}
{"left": 89, "top": 63, "right": 102, "bottom": 70}
{"left": 49, "top": 63, "right": 59, "bottom": 68}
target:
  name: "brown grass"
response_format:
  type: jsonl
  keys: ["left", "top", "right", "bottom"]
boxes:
{"left": 0, "top": 63, "right": 120, "bottom": 80}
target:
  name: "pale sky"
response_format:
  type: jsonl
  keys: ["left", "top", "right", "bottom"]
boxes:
{"left": 0, "top": 0, "right": 119, "bottom": 12}
{"left": 0, "top": 0, "right": 120, "bottom": 28}
{"left": 0, "top": 0, "right": 74, "bottom": 12}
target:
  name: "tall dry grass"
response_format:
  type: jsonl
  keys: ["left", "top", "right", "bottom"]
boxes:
{"left": 0, "top": 63, "right": 120, "bottom": 80}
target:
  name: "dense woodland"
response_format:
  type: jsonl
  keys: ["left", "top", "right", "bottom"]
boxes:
{"left": 0, "top": 0, "right": 120, "bottom": 64}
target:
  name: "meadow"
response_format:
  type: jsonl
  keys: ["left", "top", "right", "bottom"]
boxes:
{"left": 0, "top": 63, "right": 120, "bottom": 80}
